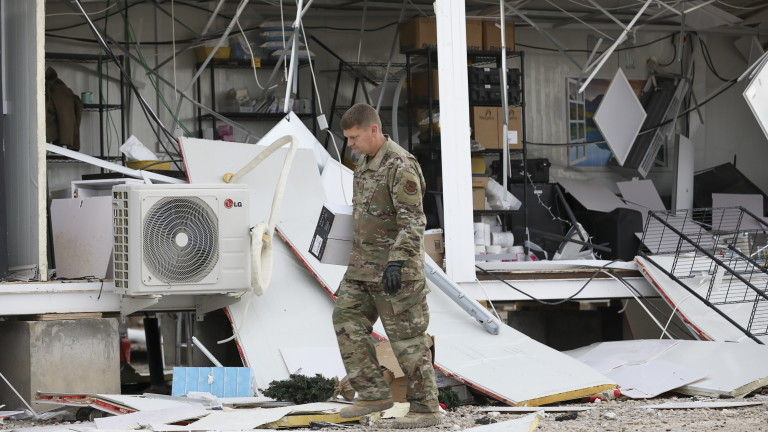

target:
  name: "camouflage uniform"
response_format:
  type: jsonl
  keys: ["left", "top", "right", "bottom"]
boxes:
{"left": 332, "top": 137, "right": 439, "bottom": 413}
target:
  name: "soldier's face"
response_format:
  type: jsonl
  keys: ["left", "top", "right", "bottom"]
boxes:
{"left": 344, "top": 125, "right": 378, "bottom": 156}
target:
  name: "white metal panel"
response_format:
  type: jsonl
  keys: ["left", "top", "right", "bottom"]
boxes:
{"left": 673, "top": 135, "right": 695, "bottom": 211}
{"left": 568, "top": 339, "right": 768, "bottom": 397}
{"left": 0, "top": 280, "right": 197, "bottom": 315}
{"left": 4, "top": 0, "right": 44, "bottom": 272}
{"left": 50, "top": 196, "right": 113, "bottom": 279}
{"left": 556, "top": 176, "right": 626, "bottom": 212}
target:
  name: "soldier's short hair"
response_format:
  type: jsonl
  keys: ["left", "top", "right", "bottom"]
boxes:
{"left": 340, "top": 103, "right": 381, "bottom": 131}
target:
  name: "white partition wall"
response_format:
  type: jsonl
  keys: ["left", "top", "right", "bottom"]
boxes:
{"left": 3, "top": 0, "right": 45, "bottom": 277}
{"left": 435, "top": 0, "right": 475, "bottom": 282}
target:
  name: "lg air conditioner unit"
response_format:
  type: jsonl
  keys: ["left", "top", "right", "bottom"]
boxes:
{"left": 112, "top": 184, "right": 251, "bottom": 296}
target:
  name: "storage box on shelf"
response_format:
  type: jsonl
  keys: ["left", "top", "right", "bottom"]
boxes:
{"left": 399, "top": 17, "right": 483, "bottom": 53}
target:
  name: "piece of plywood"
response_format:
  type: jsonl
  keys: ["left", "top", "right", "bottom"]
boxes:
{"left": 593, "top": 68, "right": 647, "bottom": 166}
{"left": 50, "top": 196, "right": 113, "bottom": 279}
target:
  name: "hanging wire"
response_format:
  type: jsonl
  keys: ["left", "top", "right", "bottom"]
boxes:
{"left": 238, "top": 22, "right": 278, "bottom": 91}
{"left": 121, "top": 11, "right": 193, "bottom": 137}
{"left": 300, "top": 21, "right": 349, "bottom": 204}
{"left": 73, "top": 0, "right": 182, "bottom": 171}
{"left": 475, "top": 260, "right": 619, "bottom": 306}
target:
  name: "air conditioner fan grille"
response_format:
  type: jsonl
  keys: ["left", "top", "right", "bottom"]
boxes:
{"left": 143, "top": 196, "right": 219, "bottom": 284}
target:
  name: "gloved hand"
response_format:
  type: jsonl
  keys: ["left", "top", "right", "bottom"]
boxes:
{"left": 382, "top": 261, "right": 405, "bottom": 295}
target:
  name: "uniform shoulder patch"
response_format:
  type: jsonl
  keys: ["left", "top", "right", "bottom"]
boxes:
{"left": 404, "top": 180, "right": 418, "bottom": 195}
{"left": 395, "top": 168, "right": 422, "bottom": 205}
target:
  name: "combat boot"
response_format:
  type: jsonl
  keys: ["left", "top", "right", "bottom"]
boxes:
{"left": 392, "top": 411, "right": 442, "bottom": 429}
{"left": 338, "top": 398, "right": 394, "bottom": 418}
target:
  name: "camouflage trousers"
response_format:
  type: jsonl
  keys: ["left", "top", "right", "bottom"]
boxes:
{"left": 332, "top": 278, "right": 439, "bottom": 413}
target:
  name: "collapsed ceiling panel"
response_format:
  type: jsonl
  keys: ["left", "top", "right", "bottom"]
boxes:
{"left": 181, "top": 115, "right": 615, "bottom": 407}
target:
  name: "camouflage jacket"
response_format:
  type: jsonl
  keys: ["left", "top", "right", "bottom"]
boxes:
{"left": 344, "top": 138, "right": 426, "bottom": 281}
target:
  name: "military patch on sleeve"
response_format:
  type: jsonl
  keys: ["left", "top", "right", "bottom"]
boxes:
{"left": 404, "top": 180, "right": 418, "bottom": 195}
{"left": 395, "top": 169, "right": 422, "bottom": 204}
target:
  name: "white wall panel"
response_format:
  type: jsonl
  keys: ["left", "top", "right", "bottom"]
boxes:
{"left": 4, "top": 0, "right": 44, "bottom": 271}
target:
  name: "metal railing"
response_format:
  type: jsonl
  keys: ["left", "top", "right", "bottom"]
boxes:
{"left": 639, "top": 207, "right": 768, "bottom": 343}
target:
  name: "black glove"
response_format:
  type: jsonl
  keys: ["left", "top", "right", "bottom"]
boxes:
{"left": 382, "top": 261, "right": 405, "bottom": 295}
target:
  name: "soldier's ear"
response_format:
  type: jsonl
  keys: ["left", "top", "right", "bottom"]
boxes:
{"left": 370, "top": 123, "right": 379, "bottom": 136}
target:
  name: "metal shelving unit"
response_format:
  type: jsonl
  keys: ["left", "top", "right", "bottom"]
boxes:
{"left": 194, "top": 58, "right": 316, "bottom": 139}
{"left": 45, "top": 53, "right": 127, "bottom": 162}
{"left": 404, "top": 48, "right": 528, "bottom": 232}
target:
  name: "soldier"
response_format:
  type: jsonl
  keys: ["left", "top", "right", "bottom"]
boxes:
{"left": 332, "top": 103, "right": 440, "bottom": 429}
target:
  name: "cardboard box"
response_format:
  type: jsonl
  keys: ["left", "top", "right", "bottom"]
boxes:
{"left": 424, "top": 228, "right": 444, "bottom": 264}
{"left": 473, "top": 189, "right": 486, "bottom": 210}
{"left": 399, "top": 17, "right": 483, "bottom": 52}
{"left": 309, "top": 203, "right": 353, "bottom": 266}
{"left": 194, "top": 46, "right": 231, "bottom": 62}
{"left": 506, "top": 106, "right": 524, "bottom": 150}
{"left": 473, "top": 176, "right": 490, "bottom": 209}
{"left": 465, "top": 19, "right": 483, "bottom": 51}
{"left": 471, "top": 106, "right": 524, "bottom": 150}
{"left": 375, "top": 337, "right": 434, "bottom": 403}
{"left": 472, "top": 176, "right": 489, "bottom": 210}
{"left": 472, "top": 106, "right": 500, "bottom": 149}
{"left": 409, "top": 69, "right": 440, "bottom": 100}
{"left": 482, "top": 20, "right": 515, "bottom": 51}
{"left": 471, "top": 176, "right": 490, "bottom": 188}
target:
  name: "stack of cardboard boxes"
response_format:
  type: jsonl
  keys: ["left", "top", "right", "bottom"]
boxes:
{"left": 398, "top": 16, "right": 514, "bottom": 53}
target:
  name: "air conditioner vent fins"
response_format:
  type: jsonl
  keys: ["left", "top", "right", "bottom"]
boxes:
{"left": 142, "top": 196, "right": 220, "bottom": 284}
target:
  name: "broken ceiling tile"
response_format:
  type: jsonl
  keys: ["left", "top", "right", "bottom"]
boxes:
{"left": 593, "top": 68, "right": 646, "bottom": 167}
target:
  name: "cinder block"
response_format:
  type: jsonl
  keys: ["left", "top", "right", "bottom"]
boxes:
{"left": 0, "top": 318, "right": 120, "bottom": 411}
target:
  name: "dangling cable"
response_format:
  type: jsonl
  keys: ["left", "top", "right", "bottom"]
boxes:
{"left": 73, "top": 0, "right": 182, "bottom": 171}
{"left": 301, "top": 23, "right": 349, "bottom": 204}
